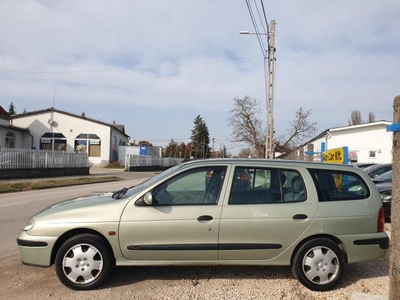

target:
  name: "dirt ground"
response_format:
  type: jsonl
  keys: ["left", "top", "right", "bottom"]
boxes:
{"left": 2, "top": 225, "right": 391, "bottom": 300}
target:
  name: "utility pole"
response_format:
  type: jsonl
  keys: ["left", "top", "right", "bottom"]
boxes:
{"left": 266, "top": 20, "right": 276, "bottom": 159}
{"left": 389, "top": 95, "right": 400, "bottom": 299}
{"left": 240, "top": 20, "right": 276, "bottom": 159}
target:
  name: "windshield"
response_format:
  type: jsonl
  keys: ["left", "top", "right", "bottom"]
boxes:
{"left": 124, "top": 164, "right": 184, "bottom": 198}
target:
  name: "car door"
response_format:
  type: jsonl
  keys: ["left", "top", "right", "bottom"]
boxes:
{"left": 218, "top": 166, "right": 318, "bottom": 261}
{"left": 119, "top": 166, "right": 227, "bottom": 261}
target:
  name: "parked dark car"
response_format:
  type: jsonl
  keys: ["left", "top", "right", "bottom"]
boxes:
{"left": 351, "top": 162, "right": 376, "bottom": 169}
{"left": 372, "top": 170, "right": 392, "bottom": 184}
{"left": 363, "top": 163, "right": 392, "bottom": 178}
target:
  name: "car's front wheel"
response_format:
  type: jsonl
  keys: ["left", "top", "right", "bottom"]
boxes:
{"left": 291, "top": 238, "right": 345, "bottom": 291}
{"left": 55, "top": 234, "right": 114, "bottom": 290}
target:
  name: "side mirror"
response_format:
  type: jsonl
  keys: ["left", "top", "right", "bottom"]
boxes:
{"left": 143, "top": 192, "right": 154, "bottom": 205}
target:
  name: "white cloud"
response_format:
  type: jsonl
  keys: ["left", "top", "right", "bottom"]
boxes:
{"left": 0, "top": 0, "right": 399, "bottom": 153}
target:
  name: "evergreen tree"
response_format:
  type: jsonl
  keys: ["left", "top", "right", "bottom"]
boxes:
{"left": 164, "top": 139, "right": 178, "bottom": 158}
{"left": 191, "top": 115, "right": 210, "bottom": 159}
{"left": 8, "top": 102, "right": 16, "bottom": 115}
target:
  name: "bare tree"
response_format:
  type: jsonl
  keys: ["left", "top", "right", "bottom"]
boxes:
{"left": 348, "top": 110, "right": 364, "bottom": 125}
{"left": 275, "top": 107, "right": 317, "bottom": 155}
{"left": 237, "top": 148, "right": 253, "bottom": 158}
{"left": 368, "top": 111, "right": 376, "bottom": 123}
{"left": 228, "top": 97, "right": 317, "bottom": 158}
{"left": 228, "top": 96, "right": 264, "bottom": 158}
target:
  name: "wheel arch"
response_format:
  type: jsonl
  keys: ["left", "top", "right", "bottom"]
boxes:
{"left": 291, "top": 234, "right": 348, "bottom": 266}
{"left": 50, "top": 228, "right": 115, "bottom": 266}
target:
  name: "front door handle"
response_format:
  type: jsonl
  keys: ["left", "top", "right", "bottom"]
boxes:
{"left": 198, "top": 215, "right": 213, "bottom": 221}
{"left": 293, "top": 214, "right": 308, "bottom": 220}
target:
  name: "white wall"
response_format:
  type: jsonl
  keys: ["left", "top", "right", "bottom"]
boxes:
{"left": 301, "top": 122, "right": 392, "bottom": 164}
{"left": 12, "top": 111, "right": 129, "bottom": 165}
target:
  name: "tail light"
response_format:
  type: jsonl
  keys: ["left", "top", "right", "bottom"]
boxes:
{"left": 377, "top": 206, "right": 385, "bottom": 232}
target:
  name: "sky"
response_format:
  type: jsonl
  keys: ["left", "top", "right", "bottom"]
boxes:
{"left": 1, "top": 0, "right": 399, "bottom": 154}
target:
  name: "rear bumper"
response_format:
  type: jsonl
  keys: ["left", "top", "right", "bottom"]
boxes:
{"left": 338, "top": 232, "right": 389, "bottom": 263}
{"left": 353, "top": 236, "right": 389, "bottom": 249}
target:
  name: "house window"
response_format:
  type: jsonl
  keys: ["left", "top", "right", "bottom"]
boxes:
{"left": 369, "top": 151, "right": 376, "bottom": 158}
{"left": 75, "top": 134, "right": 101, "bottom": 157}
{"left": 40, "top": 132, "right": 66, "bottom": 151}
{"left": 5, "top": 132, "right": 15, "bottom": 148}
{"left": 112, "top": 136, "right": 117, "bottom": 151}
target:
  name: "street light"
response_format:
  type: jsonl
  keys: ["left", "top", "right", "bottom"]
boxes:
{"left": 239, "top": 31, "right": 267, "bottom": 35}
{"left": 240, "top": 21, "right": 276, "bottom": 159}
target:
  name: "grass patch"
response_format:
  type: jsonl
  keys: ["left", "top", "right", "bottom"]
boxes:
{"left": 104, "top": 161, "right": 125, "bottom": 169}
{"left": 0, "top": 176, "right": 124, "bottom": 193}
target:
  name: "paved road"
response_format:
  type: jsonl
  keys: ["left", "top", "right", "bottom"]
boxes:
{"left": 0, "top": 168, "right": 154, "bottom": 258}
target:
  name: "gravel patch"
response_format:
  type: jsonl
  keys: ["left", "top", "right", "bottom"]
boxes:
{"left": 2, "top": 225, "right": 391, "bottom": 300}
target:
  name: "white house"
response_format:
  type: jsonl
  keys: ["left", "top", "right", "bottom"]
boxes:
{"left": 298, "top": 121, "right": 393, "bottom": 164}
{"left": 10, "top": 107, "right": 130, "bottom": 166}
{"left": 0, "top": 106, "right": 32, "bottom": 149}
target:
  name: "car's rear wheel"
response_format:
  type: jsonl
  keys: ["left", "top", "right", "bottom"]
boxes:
{"left": 55, "top": 234, "right": 114, "bottom": 290}
{"left": 291, "top": 238, "right": 345, "bottom": 291}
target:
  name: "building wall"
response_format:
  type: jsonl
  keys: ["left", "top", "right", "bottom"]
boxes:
{"left": 328, "top": 124, "right": 392, "bottom": 163}
{"left": 0, "top": 127, "right": 31, "bottom": 148}
{"left": 0, "top": 118, "right": 9, "bottom": 127}
{"left": 301, "top": 122, "right": 392, "bottom": 164}
{"left": 11, "top": 111, "right": 128, "bottom": 165}
{"left": 118, "top": 145, "right": 163, "bottom": 165}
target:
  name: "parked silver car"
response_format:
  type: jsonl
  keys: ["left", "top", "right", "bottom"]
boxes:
{"left": 17, "top": 159, "right": 389, "bottom": 291}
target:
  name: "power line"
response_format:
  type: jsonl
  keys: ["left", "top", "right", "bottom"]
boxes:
{"left": 0, "top": 55, "right": 261, "bottom": 74}
{"left": 245, "top": 0, "right": 267, "bottom": 58}
{"left": 260, "top": 0, "right": 270, "bottom": 33}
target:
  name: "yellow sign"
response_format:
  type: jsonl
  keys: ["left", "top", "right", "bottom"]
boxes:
{"left": 322, "top": 147, "right": 345, "bottom": 164}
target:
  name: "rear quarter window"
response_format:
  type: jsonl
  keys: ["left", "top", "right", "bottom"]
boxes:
{"left": 308, "top": 168, "right": 370, "bottom": 201}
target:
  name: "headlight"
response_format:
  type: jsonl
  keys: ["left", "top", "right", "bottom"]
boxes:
{"left": 23, "top": 219, "right": 35, "bottom": 231}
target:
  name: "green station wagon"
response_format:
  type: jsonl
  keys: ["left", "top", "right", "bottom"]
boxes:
{"left": 17, "top": 159, "right": 389, "bottom": 291}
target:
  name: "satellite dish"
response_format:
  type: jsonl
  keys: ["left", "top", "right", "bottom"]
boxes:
{"left": 48, "top": 119, "right": 54, "bottom": 125}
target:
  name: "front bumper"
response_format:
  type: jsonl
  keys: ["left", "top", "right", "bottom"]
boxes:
{"left": 16, "top": 230, "right": 58, "bottom": 267}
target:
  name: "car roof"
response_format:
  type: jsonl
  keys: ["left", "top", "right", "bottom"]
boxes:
{"left": 181, "top": 158, "right": 357, "bottom": 170}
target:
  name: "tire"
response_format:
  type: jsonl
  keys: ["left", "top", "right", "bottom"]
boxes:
{"left": 55, "top": 234, "right": 114, "bottom": 290}
{"left": 291, "top": 238, "right": 345, "bottom": 291}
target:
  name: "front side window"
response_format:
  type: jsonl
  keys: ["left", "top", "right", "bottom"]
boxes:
{"left": 308, "top": 168, "right": 370, "bottom": 201}
{"left": 152, "top": 166, "right": 227, "bottom": 205}
{"left": 229, "top": 167, "right": 306, "bottom": 204}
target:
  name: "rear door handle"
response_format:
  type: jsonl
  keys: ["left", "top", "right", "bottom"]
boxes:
{"left": 198, "top": 215, "right": 213, "bottom": 221}
{"left": 293, "top": 214, "right": 308, "bottom": 220}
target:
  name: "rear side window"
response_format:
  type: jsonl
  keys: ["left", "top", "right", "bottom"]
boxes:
{"left": 308, "top": 169, "right": 370, "bottom": 201}
{"left": 229, "top": 167, "right": 306, "bottom": 204}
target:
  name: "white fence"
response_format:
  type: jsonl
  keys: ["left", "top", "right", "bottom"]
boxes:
{"left": 125, "top": 154, "right": 183, "bottom": 169}
{"left": 0, "top": 148, "right": 89, "bottom": 169}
